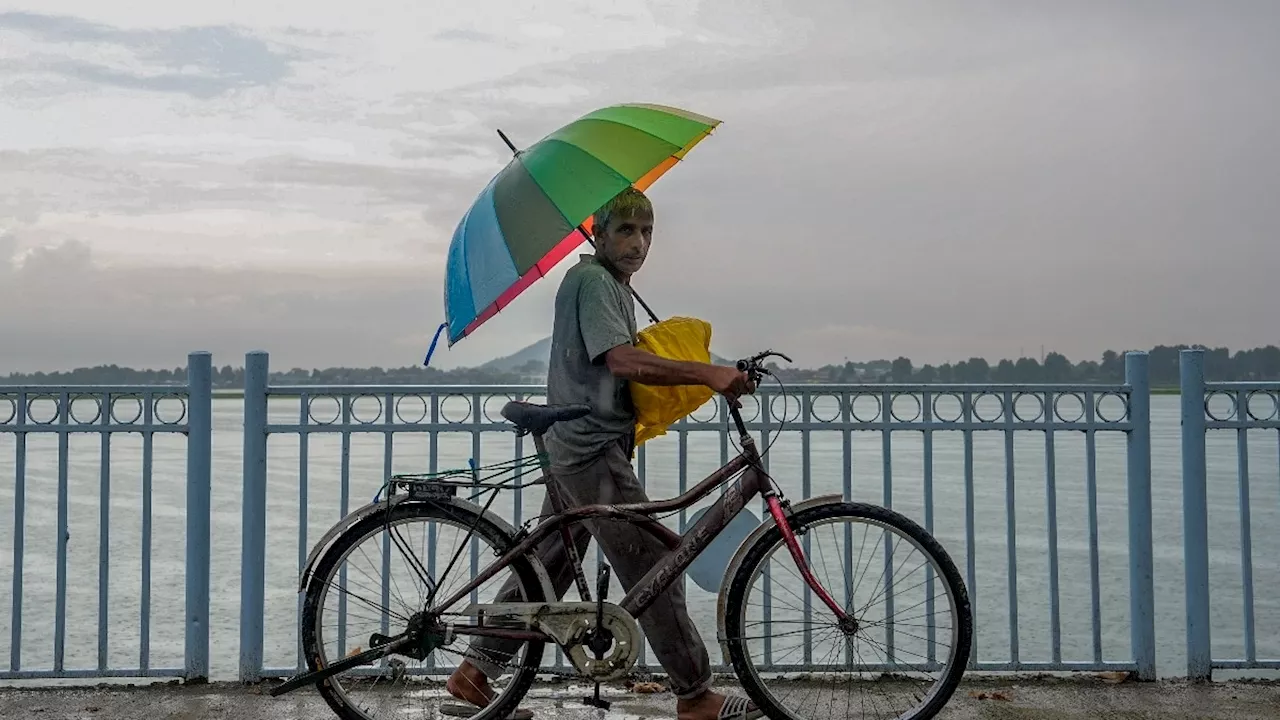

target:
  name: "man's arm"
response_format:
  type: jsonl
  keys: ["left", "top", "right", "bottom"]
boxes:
{"left": 577, "top": 272, "right": 751, "bottom": 397}
{"left": 604, "top": 345, "right": 752, "bottom": 398}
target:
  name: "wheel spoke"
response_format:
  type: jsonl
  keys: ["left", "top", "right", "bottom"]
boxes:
{"left": 300, "top": 504, "right": 545, "bottom": 720}
{"left": 724, "top": 503, "right": 971, "bottom": 720}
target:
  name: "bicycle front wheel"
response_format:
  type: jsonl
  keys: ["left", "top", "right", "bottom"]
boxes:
{"left": 723, "top": 501, "right": 972, "bottom": 720}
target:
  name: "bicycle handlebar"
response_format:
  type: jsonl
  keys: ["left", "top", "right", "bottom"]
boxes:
{"left": 727, "top": 349, "right": 792, "bottom": 441}
{"left": 735, "top": 349, "right": 793, "bottom": 385}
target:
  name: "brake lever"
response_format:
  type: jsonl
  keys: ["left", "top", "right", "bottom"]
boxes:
{"left": 761, "top": 350, "right": 793, "bottom": 364}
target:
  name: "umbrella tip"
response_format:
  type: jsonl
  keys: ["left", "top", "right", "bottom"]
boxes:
{"left": 496, "top": 128, "right": 518, "bottom": 155}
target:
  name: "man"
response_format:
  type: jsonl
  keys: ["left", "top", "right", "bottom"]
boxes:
{"left": 446, "top": 187, "right": 761, "bottom": 720}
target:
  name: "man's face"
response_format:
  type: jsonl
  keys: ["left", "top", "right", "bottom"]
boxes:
{"left": 595, "top": 210, "right": 653, "bottom": 277}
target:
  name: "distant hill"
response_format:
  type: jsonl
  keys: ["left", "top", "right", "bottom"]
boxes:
{"left": 482, "top": 337, "right": 553, "bottom": 372}
{"left": 483, "top": 336, "right": 734, "bottom": 372}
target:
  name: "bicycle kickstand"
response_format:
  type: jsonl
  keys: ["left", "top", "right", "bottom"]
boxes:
{"left": 583, "top": 564, "right": 613, "bottom": 711}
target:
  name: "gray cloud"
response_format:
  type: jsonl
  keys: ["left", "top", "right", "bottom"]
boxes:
{"left": 432, "top": 28, "right": 510, "bottom": 45}
{"left": 2, "top": 1, "right": 1279, "bottom": 372}
{"left": 0, "top": 11, "right": 304, "bottom": 96}
{"left": 0, "top": 235, "right": 556, "bottom": 374}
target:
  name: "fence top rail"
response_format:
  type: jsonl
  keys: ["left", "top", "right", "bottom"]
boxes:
{"left": 0, "top": 384, "right": 191, "bottom": 395}
{"left": 1202, "top": 381, "right": 1280, "bottom": 392}
{"left": 261, "top": 381, "right": 1132, "bottom": 396}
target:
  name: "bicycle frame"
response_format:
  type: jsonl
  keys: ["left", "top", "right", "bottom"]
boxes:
{"left": 428, "top": 406, "right": 848, "bottom": 638}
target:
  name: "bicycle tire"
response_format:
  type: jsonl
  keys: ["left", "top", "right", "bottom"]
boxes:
{"left": 300, "top": 500, "right": 548, "bottom": 720}
{"left": 723, "top": 501, "right": 972, "bottom": 720}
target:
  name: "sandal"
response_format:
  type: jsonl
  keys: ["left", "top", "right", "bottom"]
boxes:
{"left": 717, "top": 695, "right": 764, "bottom": 720}
{"left": 440, "top": 701, "right": 534, "bottom": 720}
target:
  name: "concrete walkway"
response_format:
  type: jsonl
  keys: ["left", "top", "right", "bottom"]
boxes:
{"left": 0, "top": 677, "right": 1276, "bottom": 720}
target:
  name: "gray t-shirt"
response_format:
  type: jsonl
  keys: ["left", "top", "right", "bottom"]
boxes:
{"left": 544, "top": 254, "right": 638, "bottom": 469}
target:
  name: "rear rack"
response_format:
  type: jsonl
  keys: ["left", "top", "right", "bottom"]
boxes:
{"left": 376, "top": 454, "right": 548, "bottom": 503}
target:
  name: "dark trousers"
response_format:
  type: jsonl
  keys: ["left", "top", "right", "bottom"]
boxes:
{"left": 467, "top": 437, "right": 713, "bottom": 699}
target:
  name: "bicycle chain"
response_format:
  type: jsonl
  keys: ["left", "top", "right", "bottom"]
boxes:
{"left": 448, "top": 644, "right": 660, "bottom": 684}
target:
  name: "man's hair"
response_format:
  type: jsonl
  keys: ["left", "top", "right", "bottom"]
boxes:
{"left": 592, "top": 186, "right": 652, "bottom": 236}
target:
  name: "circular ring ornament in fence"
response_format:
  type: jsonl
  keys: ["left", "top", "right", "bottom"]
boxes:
{"left": 1203, "top": 391, "right": 1237, "bottom": 423}
{"left": 154, "top": 394, "right": 188, "bottom": 425}
{"left": 931, "top": 392, "right": 964, "bottom": 423}
{"left": 0, "top": 395, "right": 16, "bottom": 425}
{"left": 971, "top": 392, "right": 1005, "bottom": 424}
{"left": 350, "top": 394, "right": 384, "bottom": 425}
{"left": 689, "top": 397, "right": 720, "bottom": 424}
{"left": 69, "top": 394, "right": 103, "bottom": 425}
{"left": 1246, "top": 390, "right": 1280, "bottom": 422}
{"left": 810, "top": 394, "right": 843, "bottom": 423}
{"left": 735, "top": 394, "right": 762, "bottom": 423}
{"left": 110, "top": 395, "right": 144, "bottom": 425}
{"left": 849, "top": 393, "right": 882, "bottom": 424}
{"left": 483, "top": 394, "right": 518, "bottom": 424}
{"left": 440, "top": 394, "right": 473, "bottom": 424}
{"left": 1053, "top": 392, "right": 1086, "bottom": 424}
{"left": 890, "top": 393, "right": 922, "bottom": 423}
{"left": 1095, "top": 392, "right": 1130, "bottom": 424}
{"left": 1012, "top": 392, "right": 1045, "bottom": 424}
{"left": 307, "top": 396, "right": 342, "bottom": 425}
{"left": 770, "top": 394, "right": 802, "bottom": 424}
{"left": 394, "top": 395, "right": 430, "bottom": 425}
{"left": 27, "top": 394, "right": 61, "bottom": 425}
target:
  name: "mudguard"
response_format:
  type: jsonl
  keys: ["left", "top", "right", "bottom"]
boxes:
{"left": 714, "top": 494, "right": 844, "bottom": 666}
{"left": 296, "top": 494, "right": 557, "bottom": 604}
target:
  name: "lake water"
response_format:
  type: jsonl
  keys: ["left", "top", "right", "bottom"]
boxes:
{"left": 1, "top": 394, "right": 1277, "bottom": 680}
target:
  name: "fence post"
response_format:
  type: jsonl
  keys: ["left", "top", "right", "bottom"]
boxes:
{"left": 1180, "top": 348, "right": 1211, "bottom": 680}
{"left": 184, "top": 351, "right": 213, "bottom": 681}
{"left": 239, "top": 351, "right": 269, "bottom": 682}
{"left": 1124, "top": 352, "right": 1156, "bottom": 680}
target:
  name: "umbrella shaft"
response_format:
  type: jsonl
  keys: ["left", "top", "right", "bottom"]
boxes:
{"left": 572, "top": 224, "right": 660, "bottom": 325}
{"left": 499, "top": 127, "right": 662, "bottom": 327}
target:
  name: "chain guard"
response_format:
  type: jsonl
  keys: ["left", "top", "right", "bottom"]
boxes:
{"left": 459, "top": 602, "right": 641, "bottom": 681}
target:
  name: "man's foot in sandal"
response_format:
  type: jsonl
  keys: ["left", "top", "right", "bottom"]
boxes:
{"left": 443, "top": 660, "right": 533, "bottom": 720}
{"left": 677, "top": 689, "right": 763, "bottom": 720}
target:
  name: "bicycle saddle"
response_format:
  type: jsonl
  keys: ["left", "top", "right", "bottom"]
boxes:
{"left": 501, "top": 400, "right": 591, "bottom": 436}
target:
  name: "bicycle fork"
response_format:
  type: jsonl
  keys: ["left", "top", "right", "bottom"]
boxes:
{"left": 764, "top": 494, "right": 850, "bottom": 622}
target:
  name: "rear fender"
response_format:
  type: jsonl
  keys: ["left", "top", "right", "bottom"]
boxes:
{"left": 714, "top": 494, "right": 844, "bottom": 665}
{"left": 296, "top": 494, "right": 557, "bottom": 603}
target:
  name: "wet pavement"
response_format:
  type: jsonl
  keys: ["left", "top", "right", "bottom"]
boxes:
{"left": 0, "top": 677, "right": 1276, "bottom": 720}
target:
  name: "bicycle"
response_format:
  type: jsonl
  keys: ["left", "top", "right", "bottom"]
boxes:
{"left": 270, "top": 350, "right": 973, "bottom": 720}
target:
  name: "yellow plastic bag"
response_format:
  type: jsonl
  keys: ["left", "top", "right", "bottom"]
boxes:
{"left": 631, "top": 316, "right": 716, "bottom": 447}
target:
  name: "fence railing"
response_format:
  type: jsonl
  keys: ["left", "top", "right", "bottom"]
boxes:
{"left": 0, "top": 352, "right": 212, "bottom": 680}
{"left": 1179, "top": 348, "right": 1280, "bottom": 679}
{"left": 233, "top": 351, "right": 1155, "bottom": 681}
{"left": 0, "top": 349, "right": 1275, "bottom": 683}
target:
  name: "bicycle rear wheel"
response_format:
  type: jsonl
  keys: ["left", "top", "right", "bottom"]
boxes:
{"left": 300, "top": 500, "right": 547, "bottom": 720}
{"left": 723, "top": 501, "right": 971, "bottom": 720}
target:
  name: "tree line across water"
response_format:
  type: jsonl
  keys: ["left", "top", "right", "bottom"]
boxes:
{"left": 772, "top": 344, "right": 1280, "bottom": 387}
{"left": 3, "top": 343, "right": 1278, "bottom": 389}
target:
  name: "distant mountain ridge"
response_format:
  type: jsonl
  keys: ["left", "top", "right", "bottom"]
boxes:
{"left": 483, "top": 336, "right": 734, "bottom": 372}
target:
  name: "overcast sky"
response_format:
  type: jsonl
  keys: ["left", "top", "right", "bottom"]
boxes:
{"left": 2, "top": 1, "right": 1277, "bottom": 373}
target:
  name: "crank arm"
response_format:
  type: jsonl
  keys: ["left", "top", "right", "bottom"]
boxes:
{"left": 269, "top": 634, "right": 411, "bottom": 697}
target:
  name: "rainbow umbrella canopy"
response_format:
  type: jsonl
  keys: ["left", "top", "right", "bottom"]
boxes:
{"left": 440, "top": 103, "right": 721, "bottom": 348}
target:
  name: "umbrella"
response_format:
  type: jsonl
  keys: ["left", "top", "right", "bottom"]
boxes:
{"left": 437, "top": 103, "right": 722, "bottom": 353}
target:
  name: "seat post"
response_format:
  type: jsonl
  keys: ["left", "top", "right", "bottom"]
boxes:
{"left": 530, "top": 429, "right": 594, "bottom": 603}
